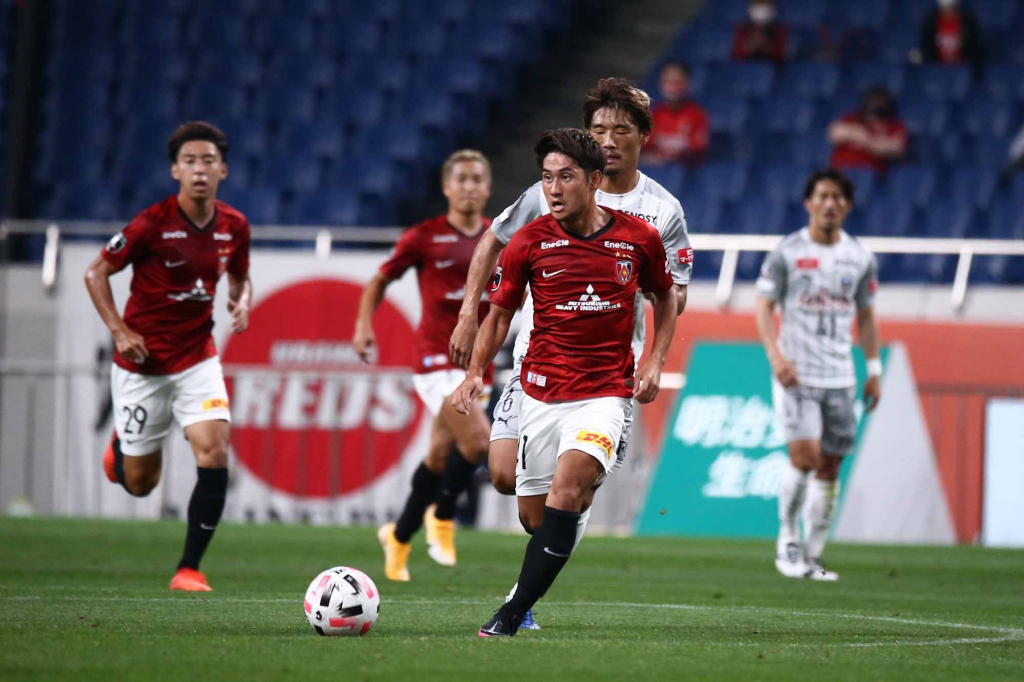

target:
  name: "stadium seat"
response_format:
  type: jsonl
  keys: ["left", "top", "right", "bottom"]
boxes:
{"left": 196, "top": 51, "right": 263, "bottom": 88}
{"left": 391, "top": 20, "right": 449, "bottom": 58}
{"left": 184, "top": 83, "right": 248, "bottom": 122}
{"left": 123, "top": 50, "right": 191, "bottom": 86}
{"left": 288, "top": 192, "right": 359, "bottom": 226}
{"left": 50, "top": 1, "right": 118, "bottom": 46}
{"left": 878, "top": 27, "right": 919, "bottom": 65}
{"left": 692, "top": 163, "right": 749, "bottom": 203}
{"left": 46, "top": 46, "right": 118, "bottom": 84}
{"left": 974, "top": 0, "right": 1019, "bottom": 31}
{"left": 827, "top": 0, "right": 888, "bottom": 29}
{"left": 186, "top": 14, "right": 249, "bottom": 48}
{"left": 700, "top": 0, "right": 748, "bottom": 26}
{"left": 217, "top": 118, "right": 269, "bottom": 159}
{"left": 258, "top": 84, "right": 318, "bottom": 125}
{"left": 986, "top": 197, "right": 1024, "bottom": 240}
{"left": 884, "top": 165, "right": 938, "bottom": 207}
{"left": 709, "top": 63, "right": 775, "bottom": 99}
{"left": 961, "top": 97, "right": 1017, "bottom": 138}
{"left": 789, "top": 133, "right": 832, "bottom": 168}
{"left": 778, "top": 0, "right": 826, "bottom": 30}
{"left": 982, "top": 64, "right": 1024, "bottom": 101}
{"left": 638, "top": 164, "right": 685, "bottom": 197}
{"left": 267, "top": 51, "right": 335, "bottom": 88}
{"left": 704, "top": 97, "right": 749, "bottom": 135}
{"left": 121, "top": 15, "right": 183, "bottom": 48}
{"left": 253, "top": 14, "right": 317, "bottom": 51}
{"left": 839, "top": 168, "right": 876, "bottom": 204}
{"left": 775, "top": 63, "right": 840, "bottom": 100}
{"left": 115, "top": 86, "right": 181, "bottom": 121}
{"left": 924, "top": 198, "right": 976, "bottom": 238}
{"left": 675, "top": 195, "right": 720, "bottom": 234}
{"left": 751, "top": 163, "right": 808, "bottom": 204}
{"left": 843, "top": 62, "right": 906, "bottom": 98}
{"left": 905, "top": 65, "right": 972, "bottom": 102}
{"left": 218, "top": 186, "right": 281, "bottom": 225}
{"left": 279, "top": 123, "right": 344, "bottom": 160}
{"left": 757, "top": 98, "right": 817, "bottom": 134}
{"left": 968, "top": 134, "right": 1011, "bottom": 168}
{"left": 736, "top": 198, "right": 787, "bottom": 234}
{"left": 900, "top": 100, "right": 950, "bottom": 138}
{"left": 43, "top": 182, "right": 122, "bottom": 221}
{"left": 947, "top": 167, "right": 998, "bottom": 209}
{"left": 863, "top": 197, "right": 916, "bottom": 237}
{"left": 910, "top": 133, "right": 961, "bottom": 166}
{"left": 673, "top": 28, "right": 734, "bottom": 64}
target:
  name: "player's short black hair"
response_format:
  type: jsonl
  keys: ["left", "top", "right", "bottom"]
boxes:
{"left": 804, "top": 169, "right": 855, "bottom": 202}
{"left": 168, "top": 121, "right": 229, "bottom": 163}
{"left": 582, "top": 77, "right": 653, "bottom": 135}
{"left": 534, "top": 128, "right": 607, "bottom": 177}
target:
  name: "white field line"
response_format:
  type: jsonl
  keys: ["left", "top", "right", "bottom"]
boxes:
{"left": 2, "top": 593, "right": 1021, "bottom": 648}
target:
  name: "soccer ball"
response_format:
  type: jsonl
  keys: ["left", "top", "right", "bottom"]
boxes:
{"left": 303, "top": 567, "right": 380, "bottom": 636}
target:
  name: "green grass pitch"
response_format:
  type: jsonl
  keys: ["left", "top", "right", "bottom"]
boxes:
{"left": 2, "top": 517, "right": 1023, "bottom": 681}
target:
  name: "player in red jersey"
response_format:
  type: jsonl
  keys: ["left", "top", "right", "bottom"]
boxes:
{"left": 352, "top": 150, "right": 494, "bottom": 581}
{"left": 451, "top": 130, "right": 678, "bottom": 636}
{"left": 84, "top": 122, "right": 252, "bottom": 592}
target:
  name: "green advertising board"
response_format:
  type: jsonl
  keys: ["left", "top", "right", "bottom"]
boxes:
{"left": 636, "top": 342, "right": 884, "bottom": 538}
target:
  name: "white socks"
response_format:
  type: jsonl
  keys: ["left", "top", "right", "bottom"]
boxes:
{"left": 803, "top": 477, "right": 838, "bottom": 561}
{"left": 573, "top": 507, "right": 591, "bottom": 553}
{"left": 777, "top": 464, "right": 810, "bottom": 554}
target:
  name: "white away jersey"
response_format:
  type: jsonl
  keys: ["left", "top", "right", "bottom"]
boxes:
{"left": 756, "top": 228, "right": 878, "bottom": 389}
{"left": 491, "top": 172, "right": 692, "bottom": 367}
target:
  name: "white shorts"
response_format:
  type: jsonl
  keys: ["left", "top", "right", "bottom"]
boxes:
{"left": 412, "top": 368, "right": 490, "bottom": 416}
{"left": 111, "top": 356, "right": 231, "bottom": 456}
{"left": 515, "top": 394, "right": 629, "bottom": 496}
{"left": 492, "top": 366, "right": 633, "bottom": 469}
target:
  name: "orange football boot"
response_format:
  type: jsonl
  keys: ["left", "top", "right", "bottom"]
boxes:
{"left": 102, "top": 433, "right": 118, "bottom": 483}
{"left": 169, "top": 568, "right": 212, "bottom": 592}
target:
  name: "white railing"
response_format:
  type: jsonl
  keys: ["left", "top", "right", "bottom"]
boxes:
{"left": 4, "top": 220, "right": 1024, "bottom": 311}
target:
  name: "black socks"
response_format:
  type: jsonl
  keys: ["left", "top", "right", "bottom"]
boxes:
{"left": 394, "top": 463, "right": 441, "bottom": 543}
{"left": 111, "top": 435, "right": 131, "bottom": 493}
{"left": 177, "top": 467, "right": 228, "bottom": 570}
{"left": 434, "top": 452, "right": 478, "bottom": 520}
{"left": 502, "top": 506, "right": 580, "bottom": 618}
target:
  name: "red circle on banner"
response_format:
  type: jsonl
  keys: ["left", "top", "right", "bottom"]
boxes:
{"left": 221, "top": 278, "right": 422, "bottom": 497}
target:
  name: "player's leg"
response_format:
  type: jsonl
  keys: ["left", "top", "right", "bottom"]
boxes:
{"left": 169, "top": 358, "right": 232, "bottom": 591}
{"left": 773, "top": 383, "right": 824, "bottom": 578}
{"left": 107, "top": 365, "right": 172, "bottom": 496}
{"left": 488, "top": 370, "right": 523, "bottom": 495}
{"left": 802, "top": 387, "right": 857, "bottom": 581}
{"left": 378, "top": 414, "right": 450, "bottom": 580}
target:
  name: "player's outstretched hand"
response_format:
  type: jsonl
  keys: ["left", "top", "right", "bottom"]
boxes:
{"left": 448, "top": 316, "right": 478, "bottom": 369}
{"left": 352, "top": 321, "right": 375, "bottom": 364}
{"left": 227, "top": 299, "right": 250, "bottom": 333}
{"left": 449, "top": 375, "right": 483, "bottom": 415}
{"left": 771, "top": 356, "right": 799, "bottom": 388}
{"left": 863, "top": 376, "right": 881, "bottom": 412}
{"left": 113, "top": 326, "right": 148, "bottom": 364}
{"left": 633, "top": 358, "right": 662, "bottom": 404}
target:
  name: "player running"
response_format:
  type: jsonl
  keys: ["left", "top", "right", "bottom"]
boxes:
{"left": 448, "top": 78, "right": 692, "bottom": 628}
{"left": 755, "top": 168, "right": 881, "bottom": 582}
{"left": 353, "top": 150, "right": 494, "bottom": 581}
{"left": 84, "top": 122, "right": 252, "bottom": 592}
{"left": 451, "top": 128, "right": 677, "bottom": 636}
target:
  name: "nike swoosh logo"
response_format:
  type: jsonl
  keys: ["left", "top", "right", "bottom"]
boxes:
{"left": 199, "top": 523, "right": 217, "bottom": 531}
{"left": 543, "top": 547, "right": 570, "bottom": 558}
{"left": 542, "top": 269, "right": 566, "bottom": 278}
{"left": 435, "top": 260, "right": 456, "bottom": 269}
{"left": 165, "top": 260, "right": 187, "bottom": 268}
{"left": 125, "top": 439, "right": 140, "bottom": 445}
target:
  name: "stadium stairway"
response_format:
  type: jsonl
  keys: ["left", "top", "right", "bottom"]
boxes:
{"left": 484, "top": 0, "right": 705, "bottom": 213}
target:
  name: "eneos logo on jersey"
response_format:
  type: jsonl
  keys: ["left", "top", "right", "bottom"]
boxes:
{"left": 576, "top": 429, "right": 614, "bottom": 459}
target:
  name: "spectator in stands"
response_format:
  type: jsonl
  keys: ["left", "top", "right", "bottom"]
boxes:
{"left": 828, "top": 86, "right": 907, "bottom": 173}
{"left": 918, "top": 0, "right": 984, "bottom": 69}
{"left": 732, "top": 0, "right": 788, "bottom": 65}
{"left": 643, "top": 62, "right": 709, "bottom": 166}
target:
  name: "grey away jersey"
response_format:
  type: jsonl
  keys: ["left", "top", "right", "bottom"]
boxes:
{"left": 491, "top": 172, "right": 693, "bottom": 367}
{"left": 756, "top": 228, "right": 878, "bottom": 389}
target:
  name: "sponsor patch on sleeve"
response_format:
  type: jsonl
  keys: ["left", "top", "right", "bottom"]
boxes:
{"left": 678, "top": 247, "right": 694, "bottom": 264}
{"left": 202, "top": 398, "right": 229, "bottom": 411}
{"left": 106, "top": 232, "right": 127, "bottom": 254}
{"left": 575, "top": 430, "right": 614, "bottom": 459}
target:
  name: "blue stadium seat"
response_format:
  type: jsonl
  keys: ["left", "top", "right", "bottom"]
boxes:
{"left": 961, "top": 96, "right": 1017, "bottom": 137}
{"left": 704, "top": 97, "right": 749, "bottom": 135}
{"left": 121, "top": 15, "right": 182, "bottom": 48}
{"left": 408, "top": 91, "right": 455, "bottom": 129}
{"left": 700, "top": 0, "right": 747, "bottom": 26}
{"left": 901, "top": 100, "right": 950, "bottom": 138}
{"left": 827, "top": 0, "right": 888, "bottom": 29}
{"left": 336, "top": 90, "right": 386, "bottom": 131}
{"left": 751, "top": 162, "right": 808, "bottom": 204}
{"left": 218, "top": 118, "right": 269, "bottom": 159}
{"left": 709, "top": 63, "right": 775, "bottom": 99}
{"left": 254, "top": 14, "right": 317, "bottom": 50}
{"left": 910, "top": 134, "right": 961, "bottom": 165}
{"left": 974, "top": 0, "right": 1019, "bottom": 31}
{"left": 758, "top": 99, "right": 817, "bottom": 134}
{"left": 258, "top": 84, "right": 318, "bottom": 125}
{"left": 878, "top": 27, "right": 919, "bottom": 64}
{"left": 50, "top": 2, "right": 118, "bottom": 46}
{"left": 673, "top": 28, "right": 734, "bottom": 64}
{"left": 947, "top": 167, "right": 998, "bottom": 209}
{"left": 327, "top": 17, "right": 383, "bottom": 54}
{"left": 123, "top": 50, "right": 191, "bottom": 86}
{"left": 268, "top": 51, "right": 335, "bottom": 88}
{"left": 342, "top": 55, "right": 411, "bottom": 94}
{"left": 391, "top": 20, "right": 449, "bottom": 58}
{"left": 115, "top": 86, "right": 181, "bottom": 120}
{"left": 970, "top": 134, "right": 1011, "bottom": 167}
{"left": 675, "top": 195, "right": 721, "bottom": 234}
{"left": 789, "top": 133, "right": 832, "bottom": 168}
{"left": 288, "top": 192, "right": 359, "bottom": 226}
{"left": 884, "top": 166, "right": 938, "bottom": 207}
{"left": 843, "top": 62, "right": 905, "bottom": 97}
{"left": 842, "top": 168, "right": 877, "bottom": 205}
{"left": 904, "top": 65, "right": 972, "bottom": 102}
{"left": 218, "top": 186, "right": 281, "bottom": 224}
{"left": 778, "top": 0, "right": 826, "bottom": 29}
{"left": 279, "top": 123, "right": 344, "bottom": 160}
{"left": 863, "top": 197, "right": 916, "bottom": 237}
{"left": 46, "top": 46, "right": 117, "bottom": 84}
{"left": 196, "top": 51, "right": 263, "bottom": 87}
{"left": 736, "top": 198, "right": 787, "bottom": 234}
{"left": 43, "top": 82, "right": 110, "bottom": 117}
{"left": 924, "top": 198, "right": 976, "bottom": 238}
{"left": 186, "top": 14, "right": 249, "bottom": 48}
{"left": 985, "top": 198, "right": 1024, "bottom": 239}
{"left": 44, "top": 183, "right": 122, "bottom": 221}
{"left": 775, "top": 63, "right": 840, "bottom": 100}
{"left": 982, "top": 64, "right": 1024, "bottom": 101}
{"left": 185, "top": 83, "right": 248, "bottom": 122}
{"left": 638, "top": 164, "right": 685, "bottom": 197}
{"left": 692, "top": 163, "right": 749, "bottom": 203}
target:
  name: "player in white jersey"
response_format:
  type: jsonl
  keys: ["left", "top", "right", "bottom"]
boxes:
{"left": 755, "top": 169, "right": 881, "bottom": 582}
{"left": 448, "top": 78, "right": 692, "bottom": 629}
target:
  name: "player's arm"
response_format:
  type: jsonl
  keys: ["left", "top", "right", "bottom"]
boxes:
{"left": 450, "top": 303, "right": 516, "bottom": 416}
{"left": 227, "top": 272, "right": 253, "bottom": 334}
{"left": 353, "top": 272, "right": 396, "bottom": 363}
{"left": 84, "top": 255, "right": 148, "bottom": 363}
{"left": 449, "top": 228, "right": 505, "bottom": 368}
{"left": 754, "top": 249, "right": 797, "bottom": 387}
{"left": 855, "top": 255, "right": 882, "bottom": 412}
{"left": 634, "top": 285, "right": 677, "bottom": 404}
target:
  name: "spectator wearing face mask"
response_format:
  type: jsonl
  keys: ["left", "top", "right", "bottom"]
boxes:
{"left": 643, "top": 62, "right": 709, "bottom": 166}
{"left": 732, "top": 0, "right": 788, "bottom": 65}
{"left": 919, "top": 0, "right": 984, "bottom": 69}
{"left": 828, "top": 86, "right": 907, "bottom": 173}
